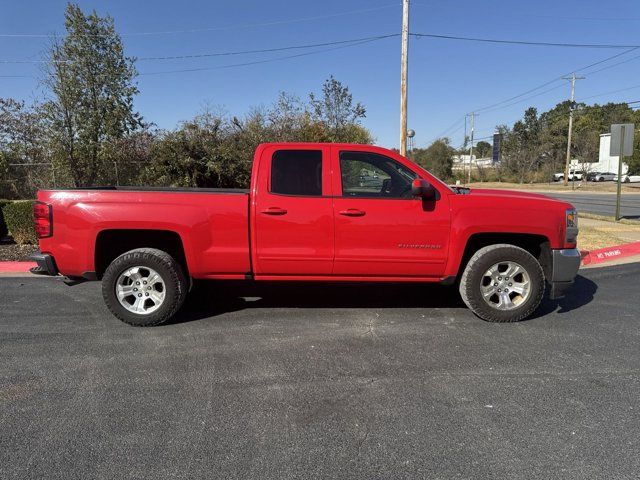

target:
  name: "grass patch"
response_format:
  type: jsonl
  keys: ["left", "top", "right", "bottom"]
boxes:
{"left": 577, "top": 226, "right": 626, "bottom": 252}
{"left": 466, "top": 181, "right": 640, "bottom": 193}
{"left": 577, "top": 213, "right": 640, "bottom": 251}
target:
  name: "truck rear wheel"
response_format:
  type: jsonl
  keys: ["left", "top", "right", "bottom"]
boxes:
{"left": 459, "top": 244, "right": 545, "bottom": 323}
{"left": 102, "top": 248, "right": 187, "bottom": 326}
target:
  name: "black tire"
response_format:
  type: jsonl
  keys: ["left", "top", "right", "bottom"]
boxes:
{"left": 102, "top": 248, "right": 187, "bottom": 326}
{"left": 598, "top": 177, "right": 604, "bottom": 182}
{"left": 459, "top": 244, "right": 545, "bottom": 323}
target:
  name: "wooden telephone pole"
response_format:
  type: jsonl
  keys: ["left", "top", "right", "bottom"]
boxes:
{"left": 399, "top": 0, "right": 410, "bottom": 156}
{"left": 467, "top": 112, "right": 476, "bottom": 184}
{"left": 562, "top": 73, "right": 585, "bottom": 186}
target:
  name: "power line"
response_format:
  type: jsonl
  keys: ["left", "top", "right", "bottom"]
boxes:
{"left": 475, "top": 82, "right": 568, "bottom": 115}
{"left": 470, "top": 47, "right": 640, "bottom": 115}
{"left": 424, "top": 44, "right": 640, "bottom": 146}
{"left": 0, "top": 34, "right": 399, "bottom": 78}
{"left": 582, "top": 50, "right": 640, "bottom": 76}
{"left": 5, "top": 31, "right": 640, "bottom": 65}
{"left": 1, "top": 36, "right": 390, "bottom": 78}
{"left": 0, "top": 34, "right": 400, "bottom": 64}
{"left": 415, "top": 43, "right": 640, "bottom": 145}
{"left": 579, "top": 83, "right": 640, "bottom": 101}
{"left": 431, "top": 115, "right": 466, "bottom": 140}
{"left": 410, "top": 33, "right": 640, "bottom": 49}
{"left": 0, "top": 4, "right": 399, "bottom": 38}
{"left": 138, "top": 37, "right": 388, "bottom": 76}
{"left": 529, "top": 14, "right": 640, "bottom": 21}
{"left": 140, "top": 34, "right": 398, "bottom": 61}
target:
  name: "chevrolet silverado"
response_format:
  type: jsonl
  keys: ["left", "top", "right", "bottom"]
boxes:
{"left": 31, "top": 143, "right": 580, "bottom": 326}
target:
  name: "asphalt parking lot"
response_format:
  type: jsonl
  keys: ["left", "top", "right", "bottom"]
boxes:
{"left": 1, "top": 263, "right": 639, "bottom": 479}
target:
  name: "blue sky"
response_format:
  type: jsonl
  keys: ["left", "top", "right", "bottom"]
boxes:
{"left": 2, "top": 0, "right": 640, "bottom": 149}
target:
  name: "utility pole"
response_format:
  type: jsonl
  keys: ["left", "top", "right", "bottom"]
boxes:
{"left": 562, "top": 73, "right": 585, "bottom": 186}
{"left": 399, "top": 0, "right": 410, "bottom": 156}
{"left": 467, "top": 112, "right": 475, "bottom": 184}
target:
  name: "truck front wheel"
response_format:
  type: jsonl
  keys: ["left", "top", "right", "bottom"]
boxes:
{"left": 102, "top": 248, "right": 187, "bottom": 326}
{"left": 459, "top": 244, "right": 545, "bottom": 322}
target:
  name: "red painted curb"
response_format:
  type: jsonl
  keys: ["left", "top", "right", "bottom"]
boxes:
{"left": 581, "top": 241, "right": 640, "bottom": 266}
{"left": 0, "top": 261, "right": 37, "bottom": 273}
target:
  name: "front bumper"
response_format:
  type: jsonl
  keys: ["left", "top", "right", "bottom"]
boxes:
{"left": 29, "top": 251, "right": 58, "bottom": 276}
{"left": 548, "top": 248, "right": 581, "bottom": 299}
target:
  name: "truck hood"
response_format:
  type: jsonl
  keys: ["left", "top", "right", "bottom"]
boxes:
{"left": 450, "top": 187, "right": 575, "bottom": 209}
{"left": 467, "top": 188, "right": 559, "bottom": 201}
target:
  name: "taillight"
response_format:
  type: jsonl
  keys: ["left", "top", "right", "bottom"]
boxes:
{"left": 34, "top": 201, "right": 53, "bottom": 238}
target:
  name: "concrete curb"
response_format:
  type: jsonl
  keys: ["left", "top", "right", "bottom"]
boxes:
{"left": 581, "top": 241, "right": 640, "bottom": 266}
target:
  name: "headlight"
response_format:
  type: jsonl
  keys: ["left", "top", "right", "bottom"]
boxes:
{"left": 566, "top": 208, "right": 578, "bottom": 228}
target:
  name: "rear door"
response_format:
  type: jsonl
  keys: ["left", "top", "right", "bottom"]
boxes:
{"left": 253, "top": 145, "right": 334, "bottom": 275}
{"left": 331, "top": 147, "right": 451, "bottom": 277}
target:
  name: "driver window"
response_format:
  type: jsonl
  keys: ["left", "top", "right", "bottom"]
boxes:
{"left": 339, "top": 151, "right": 417, "bottom": 198}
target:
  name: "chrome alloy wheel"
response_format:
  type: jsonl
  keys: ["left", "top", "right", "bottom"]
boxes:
{"left": 480, "top": 261, "right": 531, "bottom": 311}
{"left": 115, "top": 266, "right": 166, "bottom": 315}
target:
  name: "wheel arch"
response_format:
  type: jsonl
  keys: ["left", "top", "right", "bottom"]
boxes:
{"left": 94, "top": 229, "right": 188, "bottom": 279}
{"left": 456, "top": 232, "right": 552, "bottom": 280}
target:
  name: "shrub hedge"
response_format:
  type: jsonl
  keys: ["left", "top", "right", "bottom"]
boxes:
{"left": 2, "top": 200, "right": 36, "bottom": 245}
{"left": 0, "top": 199, "right": 12, "bottom": 238}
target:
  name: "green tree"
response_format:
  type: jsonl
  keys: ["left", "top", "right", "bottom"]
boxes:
{"left": 143, "top": 109, "right": 251, "bottom": 189}
{"left": 501, "top": 107, "right": 544, "bottom": 183}
{"left": 309, "top": 76, "right": 369, "bottom": 142}
{"left": 0, "top": 99, "right": 50, "bottom": 198}
{"left": 473, "top": 140, "right": 492, "bottom": 158}
{"left": 43, "top": 3, "right": 142, "bottom": 187}
{"left": 413, "top": 138, "right": 454, "bottom": 180}
{"left": 143, "top": 77, "right": 373, "bottom": 189}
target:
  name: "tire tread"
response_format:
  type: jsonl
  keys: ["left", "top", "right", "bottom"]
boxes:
{"left": 459, "top": 244, "right": 545, "bottom": 323}
{"left": 102, "top": 248, "right": 187, "bottom": 327}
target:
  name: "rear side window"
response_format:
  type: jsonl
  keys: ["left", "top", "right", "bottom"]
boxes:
{"left": 271, "top": 150, "right": 322, "bottom": 196}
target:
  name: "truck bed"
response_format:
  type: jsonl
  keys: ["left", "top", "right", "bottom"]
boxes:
{"left": 37, "top": 187, "right": 252, "bottom": 279}
{"left": 45, "top": 186, "right": 250, "bottom": 194}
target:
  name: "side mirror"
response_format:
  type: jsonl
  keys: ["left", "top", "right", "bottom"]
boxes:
{"left": 411, "top": 178, "right": 436, "bottom": 200}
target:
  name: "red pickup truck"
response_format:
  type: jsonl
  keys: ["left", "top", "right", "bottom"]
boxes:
{"left": 31, "top": 143, "right": 580, "bottom": 326}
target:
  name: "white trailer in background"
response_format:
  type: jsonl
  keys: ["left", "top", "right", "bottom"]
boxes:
{"left": 596, "top": 133, "right": 629, "bottom": 175}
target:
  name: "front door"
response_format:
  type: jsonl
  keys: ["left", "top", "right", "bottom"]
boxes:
{"left": 331, "top": 147, "right": 451, "bottom": 277}
{"left": 253, "top": 145, "right": 334, "bottom": 275}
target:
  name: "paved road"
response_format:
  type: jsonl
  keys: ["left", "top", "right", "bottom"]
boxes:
{"left": 541, "top": 191, "right": 640, "bottom": 219}
{"left": 2, "top": 265, "right": 640, "bottom": 479}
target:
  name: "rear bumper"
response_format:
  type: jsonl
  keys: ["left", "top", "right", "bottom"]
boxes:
{"left": 29, "top": 251, "right": 58, "bottom": 276}
{"left": 548, "top": 248, "right": 581, "bottom": 299}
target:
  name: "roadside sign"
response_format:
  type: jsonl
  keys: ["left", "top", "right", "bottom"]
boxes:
{"left": 492, "top": 132, "right": 501, "bottom": 163}
{"left": 610, "top": 123, "right": 634, "bottom": 156}
{"left": 611, "top": 123, "right": 635, "bottom": 221}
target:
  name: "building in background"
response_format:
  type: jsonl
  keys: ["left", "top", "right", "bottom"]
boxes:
{"left": 592, "top": 133, "right": 629, "bottom": 174}
{"left": 452, "top": 154, "right": 495, "bottom": 171}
